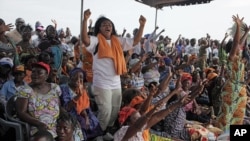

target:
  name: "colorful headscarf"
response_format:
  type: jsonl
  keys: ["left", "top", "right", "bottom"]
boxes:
{"left": 69, "top": 68, "right": 87, "bottom": 82}
{"left": 181, "top": 72, "right": 193, "bottom": 83}
{"left": 118, "top": 106, "right": 136, "bottom": 125}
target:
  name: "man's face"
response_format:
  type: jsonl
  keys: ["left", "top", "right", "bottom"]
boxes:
{"left": 15, "top": 19, "right": 25, "bottom": 32}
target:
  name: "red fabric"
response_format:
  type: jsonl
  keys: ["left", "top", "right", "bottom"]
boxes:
{"left": 118, "top": 106, "right": 136, "bottom": 125}
{"left": 181, "top": 72, "right": 192, "bottom": 83}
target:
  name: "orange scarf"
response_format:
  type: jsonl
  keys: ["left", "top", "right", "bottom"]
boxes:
{"left": 97, "top": 34, "right": 127, "bottom": 75}
{"left": 73, "top": 90, "right": 90, "bottom": 115}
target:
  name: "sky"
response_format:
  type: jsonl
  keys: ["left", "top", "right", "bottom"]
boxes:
{"left": 1, "top": 0, "right": 250, "bottom": 41}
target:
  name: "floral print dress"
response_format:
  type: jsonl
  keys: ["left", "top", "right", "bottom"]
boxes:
{"left": 17, "top": 83, "right": 61, "bottom": 138}
{"left": 216, "top": 57, "right": 247, "bottom": 132}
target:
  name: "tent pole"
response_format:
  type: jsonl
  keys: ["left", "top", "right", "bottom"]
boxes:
{"left": 80, "top": 0, "right": 84, "bottom": 58}
{"left": 155, "top": 7, "right": 158, "bottom": 28}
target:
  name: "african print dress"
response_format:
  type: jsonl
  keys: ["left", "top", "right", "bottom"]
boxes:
{"left": 16, "top": 83, "right": 61, "bottom": 138}
{"left": 216, "top": 57, "right": 247, "bottom": 132}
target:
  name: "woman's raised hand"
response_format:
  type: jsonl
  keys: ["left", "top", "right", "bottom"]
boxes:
{"left": 84, "top": 9, "right": 91, "bottom": 20}
{"left": 75, "top": 79, "right": 84, "bottom": 96}
{"left": 139, "top": 15, "right": 146, "bottom": 26}
{"left": 4, "top": 23, "right": 13, "bottom": 31}
{"left": 232, "top": 14, "right": 244, "bottom": 26}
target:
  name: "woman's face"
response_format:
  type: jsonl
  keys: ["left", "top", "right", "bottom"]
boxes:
{"left": 70, "top": 71, "right": 84, "bottom": 86}
{"left": 99, "top": 20, "right": 113, "bottom": 39}
{"left": 56, "top": 120, "right": 74, "bottom": 141}
{"left": 31, "top": 67, "right": 48, "bottom": 84}
{"left": 182, "top": 79, "right": 192, "bottom": 91}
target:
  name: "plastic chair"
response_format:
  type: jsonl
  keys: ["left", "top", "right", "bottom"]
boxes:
{"left": 5, "top": 95, "right": 30, "bottom": 141}
{"left": 0, "top": 117, "right": 23, "bottom": 141}
{"left": 0, "top": 100, "right": 23, "bottom": 141}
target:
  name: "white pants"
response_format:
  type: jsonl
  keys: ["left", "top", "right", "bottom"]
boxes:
{"left": 93, "top": 86, "right": 122, "bottom": 131}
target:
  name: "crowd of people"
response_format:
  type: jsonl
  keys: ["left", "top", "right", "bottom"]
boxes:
{"left": 0, "top": 8, "right": 250, "bottom": 141}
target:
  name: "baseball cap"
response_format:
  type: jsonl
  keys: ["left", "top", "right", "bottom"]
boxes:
{"left": 36, "top": 26, "right": 44, "bottom": 31}
{"left": 32, "top": 62, "right": 50, "bottom": 74}
{"left": 14, "top": 65, "right": 25, "bottom": 72}
{"left": 0, "top": 57, "right": 14, "bottom": 68}
{"left": 35, "top": 21, "right": 44, "bottom": 30}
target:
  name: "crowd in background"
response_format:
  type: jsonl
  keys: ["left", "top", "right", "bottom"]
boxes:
{"left": 0, "top": 10, "right": 250, "bottom": 141}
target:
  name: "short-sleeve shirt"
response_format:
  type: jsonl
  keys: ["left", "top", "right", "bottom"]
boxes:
{"left": 16, "top": 83, "right": 61, "bottom": 138}
{"left": 86, "top": 36, "right": 134, "bottom": 89}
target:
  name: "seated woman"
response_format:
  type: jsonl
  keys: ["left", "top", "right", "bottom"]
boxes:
{"left": 180, "top": 73, "right": 210, "bottom": 124}
{"left": 59, "top": 68, "right": 103, "bottom": 140}
{"left": 16, "top": 62, "right": 61, "bottom": 138}
{"left": 162, "top": 73, "right": 210, "bottom": 141}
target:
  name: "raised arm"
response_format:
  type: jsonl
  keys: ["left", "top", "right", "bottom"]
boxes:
{"left": 138, "top": 84, "right": 157, "bottom": 115}
{"left": 133, "top": 15, "right": 146, "bottom": 46}
{"left": 175, "top": 34, "right": 181, "bottom": 46}
{"left": 229, "top": 15, "right": 244, "bottom": 60}
{"left": 121, "top": 103, "right": 161, "bottom": 141}
{"left": 81, "top": 9, "right": 91, "bottom": 46}
{"left": 240, "top": 23, "right": 250, "bottom": 46}
{"left": 154, "top": 67, "right": 172, "bottom": 97}
{"left": 220, "top": 33, "right": 229, "bottom": 49}
{"left": 121, "top": 28, "right": 126, "bottom": 37}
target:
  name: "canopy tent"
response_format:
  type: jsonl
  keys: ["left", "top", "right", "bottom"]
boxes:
{"left": 135, "top": 0, "right": 214, "bottom": 8}
{"left": 135, "top": 0, "right": 214, "bottom": 27}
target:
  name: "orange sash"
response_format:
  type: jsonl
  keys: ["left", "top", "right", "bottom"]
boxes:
{"left": 73, "top": 90, "right": 90, "bottom": 115}
{"left": 97, "top": 34, "right": 127, "bottom": 75}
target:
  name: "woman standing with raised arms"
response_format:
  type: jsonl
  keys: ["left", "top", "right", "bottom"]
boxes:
{"left": 81, "top": 9, "right": 146, "bottom": 139}
{"left": 216, "top": 15, "right": 250, "bottom": 132}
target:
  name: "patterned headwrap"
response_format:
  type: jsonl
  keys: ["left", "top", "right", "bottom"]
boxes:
{"left": 129, "top": 96, "right": 145, "bottom": 108}
{"left": 118, "top": 106, "right": 136, "bottom": 125}
{"left": 69, "top": 68, "right": 87, "bottom": 82}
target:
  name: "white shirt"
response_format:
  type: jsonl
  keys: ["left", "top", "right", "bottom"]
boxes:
{"left": 86, "top": 36, "right": 134, "bottom": 89}
{"left": 114, "top": 125, "right": 144, "bottom": 141}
